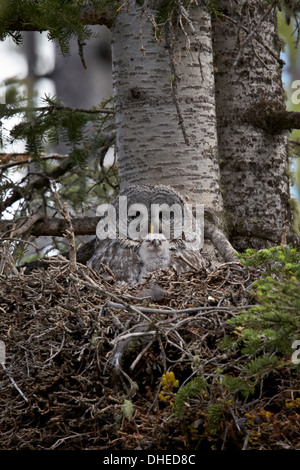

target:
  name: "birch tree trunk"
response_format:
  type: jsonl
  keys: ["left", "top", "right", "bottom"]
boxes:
{"left": 213, "top": 0, "right": 291, "bottom": 251}
{"left": 110, "top": 1, "right": 223, "bottom": 218}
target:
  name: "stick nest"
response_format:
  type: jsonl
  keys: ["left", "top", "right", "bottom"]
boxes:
{"left": 0, "top": 259, "right": 299, "bottom": 450}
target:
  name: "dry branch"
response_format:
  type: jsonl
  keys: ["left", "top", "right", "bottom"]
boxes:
{"left": 0, "top": 153, "right": 68, "bottom": 171}
{"left": 52, "top": 182, "right": 77, "bottom": 271}
{"left": 0, "top": 215, "right": 100, "bottom": 236}
{"left": 243, "top": 102, "right": 300, "bottom": 133}
{"left": 11, "top": 212, "right": 45, "bottom": 237}
{"left": 204, "top": 221, "right": 238, "bottom": 262}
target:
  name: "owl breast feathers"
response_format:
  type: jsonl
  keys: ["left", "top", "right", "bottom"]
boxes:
{"left": 88, "top": 184, "right": 204, "bottom": 285}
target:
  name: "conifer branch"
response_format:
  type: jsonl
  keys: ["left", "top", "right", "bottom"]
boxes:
{"left": 4, "top": 104, "right": 114, "bottom": 117}
{"left": 0, "top": 153, "right": 68, "bottom": 171}
{"left": 3, "top": 4, "right": 117, "bottom": 31}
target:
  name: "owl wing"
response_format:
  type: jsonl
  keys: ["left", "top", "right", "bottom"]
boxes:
{"left": 170, "top": 248, "right": 205, "bottom": 274}
{"left": 88, "top": 239, "right": 142, "bottom": 285}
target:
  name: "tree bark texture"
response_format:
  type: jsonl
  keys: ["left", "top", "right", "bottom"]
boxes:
{"left": 110, "top": 1, "right": 223, "bottom": 217}
{"left": 213, "top": 0, "right": 291, "bottom": 250}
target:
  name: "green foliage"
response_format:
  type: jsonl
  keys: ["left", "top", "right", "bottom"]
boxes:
{"left": 155, "top": 0, "right": 177, "bottom": 26}
{"left": 221, "top": 375, "right": 256, "bottom": 398}
{"left": 152, "top": 0, "right": 221, "bottom": 27}
{"left": 244, "top": 354, "right": 280, "bottom": 376}
{"left": 218, "top": 245, "right": 300, "bottom": 401}
{"left": 232, "top": 246, "right": 300, "bottom": 356}
{"left": 168, "top": 245, "right": 300, "bottom": 443}
{"left": 0, "top": 0, "right": 87, "bottom": 55}
{"left": 207, "top": 403, "right": 226, "bottom": 435}
{"left": 238, "top": 245, "right": 300, "bottom": 277}
{"left": 0, "top": 0, "right": 121, "bottom": 55}
{"left": 173, "top": 376, "right": 207, "bottom": 417}
{"left": 208, "top": 0, "right": 222, "bottom": 18}
{"left": 216, "top": 245, "right": 300, "bottom": 405}
{"left": 1, "top": 93, "right": 114, "bottom": 164}
{"left": 218, "top": 335, "right": 237, "bottom": 352}
{"left": 0, "top": 86, "right": 117, "bottom": 224}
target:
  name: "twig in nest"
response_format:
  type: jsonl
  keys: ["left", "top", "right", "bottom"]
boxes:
{"left": 116, "top": 0, "right": 129, "bottom": 13}
{"left": 1, "top": 363, "right": 28, "bottom": 403}
{"left": 129, "top": 337, "right": 155, "bottom": 371}
{"left": 0, "top": 237, "right": 38, "bottom": 250}
{"left": 71, "top": 271, "right": 161, "bottom": 331}
{"left": 0, "top": 246, "right": 20, "bottom": 276}
{"left": 106, "top": 300, "right": 255, "bottom": 316}
{"left": 44, "top": 331, "right": 66, "bottom": 365}
{"left": 51, "top": 181, "right": 77, "bottom": 271}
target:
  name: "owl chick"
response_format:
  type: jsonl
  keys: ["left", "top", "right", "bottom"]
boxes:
{"left": 138, "top": 233, "right": 171, "bottom": 282}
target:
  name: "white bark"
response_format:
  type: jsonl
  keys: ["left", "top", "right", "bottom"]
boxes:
{"left": 213, "top": 0, "right": 291, "bottom": 250}
{"left": 110, "top": 1, "right": 223, "bottom": 215}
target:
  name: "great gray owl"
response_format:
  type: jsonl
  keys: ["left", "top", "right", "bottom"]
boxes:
{"left": 88, "top": 184, "right": 205, "bottom": 285}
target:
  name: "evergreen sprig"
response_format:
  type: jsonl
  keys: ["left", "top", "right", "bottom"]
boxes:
{"left": 168, "top": 245, "right": 300, "bottom": 441}
{"left": 0, "top": 0, "right": 122, "bottom": 54}
{"left": 0, "top": 0, "right": 86, "bottom": 54}
{"left": 173, "top": 376, "right": 207, "bottom": 417}
{"left": 231, "top": 246, "right": 300, "bottom": 356}
{"left": 0, "top": 89, "right": 116, "bottom": 219}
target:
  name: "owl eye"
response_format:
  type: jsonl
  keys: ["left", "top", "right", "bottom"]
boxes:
{"left": 129, "top": 211, "right": 141, "bottom": 220}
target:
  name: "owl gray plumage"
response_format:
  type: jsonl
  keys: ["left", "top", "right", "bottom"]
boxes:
{"left": 88, "top": 184, "right": 204, "bottom": 285}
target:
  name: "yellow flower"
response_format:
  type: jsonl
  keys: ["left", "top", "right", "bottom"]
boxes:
{"left": 285, "top": 400, "right": 294, "bottom": 409}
